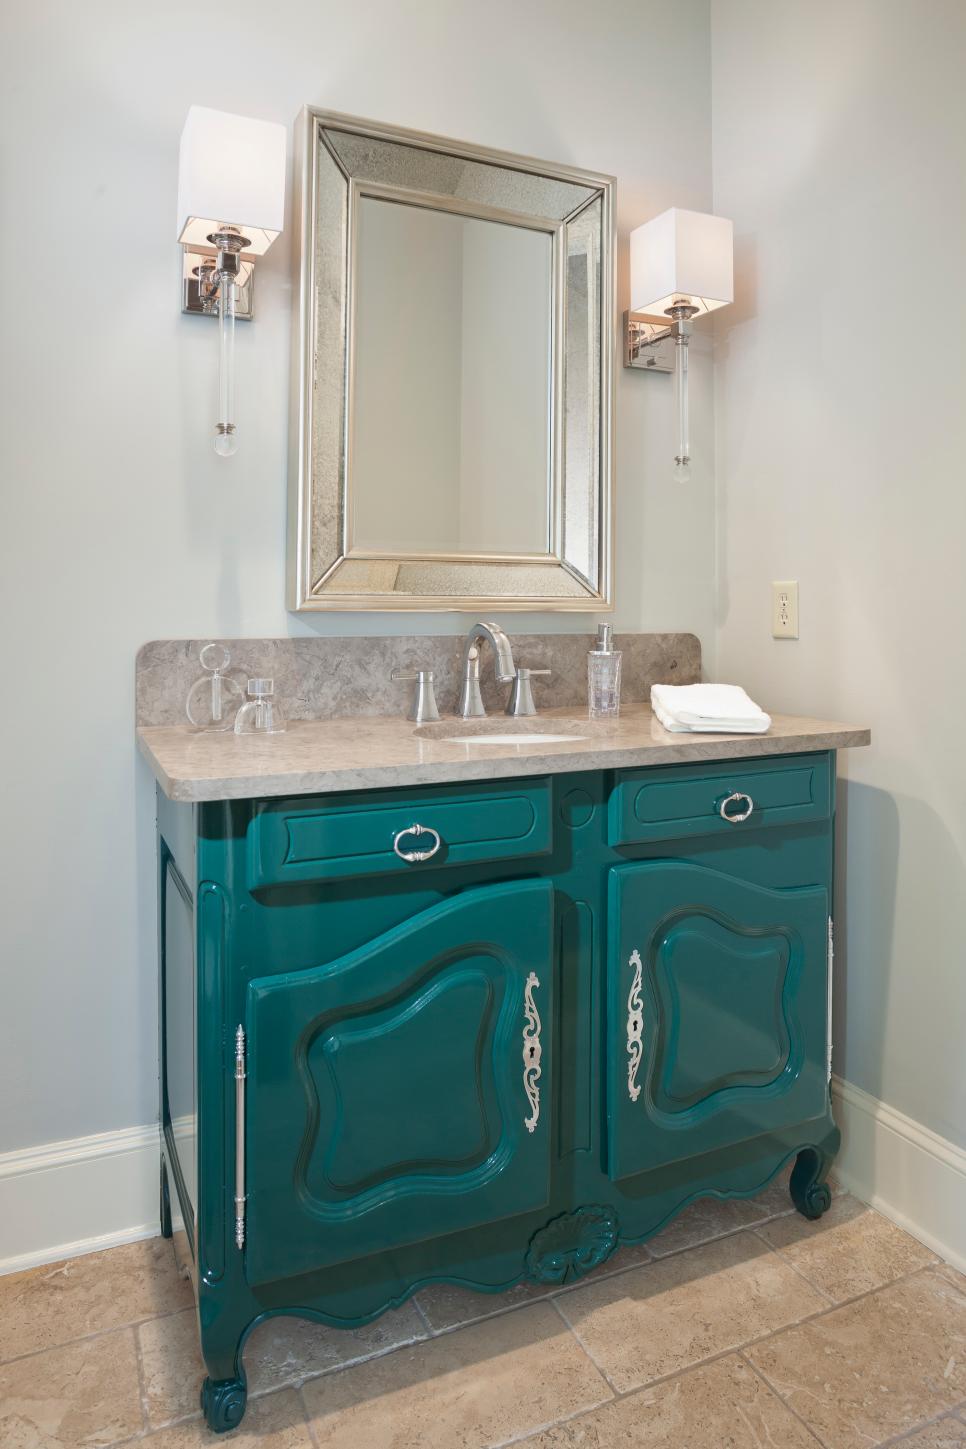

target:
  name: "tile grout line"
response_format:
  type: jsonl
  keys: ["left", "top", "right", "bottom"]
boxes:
{"left": 103, "top": 1384, "right": 313, "bottom": 1449}
{"left": 131, "top": 1323, "right": 151, "bottom": 1440}
{"left": 737, "top": 1266, "right": 966, "bottom": 1447}
{"left": 486, "top": 1391, "right": 619, "bottom": 1449}
{"left": 742, "top": 1261, "right": 959, "bottom": 1340}
{"left": 736, "top": 1349, "right": 827, "bottom": 1447}
{"left": 412, "top": 1209, "right": 801, "bottom": 1343}
{"left": 546, "top": 1292, "right": 621, "bottom": 1397}
{"left": 113, "top": 1403, "right": 205, "bottom": 1442}
{"left": 0, "top": 1301, "right": 195, "bottom": 1370}
{"left": 246, "top": 1323, "right": 436, "bottom": 1400}
{"left": 295, "top": 1380, "right": 324, "bottom": 1449}
{"left": 411, "top": 1295, "right": 434, "bottom": 1336}
{"left": 746, "top": 1224, "right": 839, "bottom": 1306}
{"left": 535, "top": 1260, "right": 959, "bottom": 1422}
{"left": 877, "top": 1408, "right": 966, "bottom": 1445}
{"left": 415, "top": 1292, "right": 552, "bottom": 1338}
{"left": 491, "top": 1305, "right": 850, "bottom": 1449}
{"left": 627, "top": 1206, "right": 797, "bottom": 1266}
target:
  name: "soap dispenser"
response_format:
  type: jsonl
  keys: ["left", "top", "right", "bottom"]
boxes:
{"left": 185, "top": 643, "right": 244, "bottom": 732}
{"left": 587, "top": 623, "right": 622, "bottom": 719}
{"left": 234, "top": 678, "right": 286, "bottom": 735}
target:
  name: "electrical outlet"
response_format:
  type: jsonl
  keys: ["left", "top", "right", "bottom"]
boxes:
{"left": 772, "top": 581, "right": 799, "bottom": 639}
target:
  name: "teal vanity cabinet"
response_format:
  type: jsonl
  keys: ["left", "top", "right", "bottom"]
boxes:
{"left": 157, "top": 753, "right": 839, "bottom": 1433}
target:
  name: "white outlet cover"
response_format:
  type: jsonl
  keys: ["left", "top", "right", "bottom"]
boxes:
{"left": 772, "top": 580, "right": 799, "bottom": 639}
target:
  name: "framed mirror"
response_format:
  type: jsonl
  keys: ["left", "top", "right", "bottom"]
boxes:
{"left": 288, "top": 108, "right": 615, "bottom": 611}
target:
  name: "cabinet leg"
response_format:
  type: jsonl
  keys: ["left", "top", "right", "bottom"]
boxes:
{"left": 790, "top": 1145, "right": 834, "bottom": 1220}
{"left": 200, "top": 1375, "right": 247, "bottom": 1433}
{"left": 159, "top": 1157, "right": 173, "bottom": 1240}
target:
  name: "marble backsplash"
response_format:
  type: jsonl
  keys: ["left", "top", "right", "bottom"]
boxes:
{"left": 136, "top": 632, "right": 701, "bottom": 727}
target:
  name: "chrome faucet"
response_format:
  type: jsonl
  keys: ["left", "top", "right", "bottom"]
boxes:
{"left": 458, "top": 622, "right": 517, "bottom": 718}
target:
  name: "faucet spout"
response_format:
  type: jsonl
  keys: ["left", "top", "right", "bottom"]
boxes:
{"left": 470, "top": 622, "right": 516, "bottom": 684}
{"left": 459, "top": 622, "right": 517, "bottom": 718}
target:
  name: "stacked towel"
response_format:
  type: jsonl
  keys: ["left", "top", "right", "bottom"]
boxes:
{"left": 651, "top": 683, "right": 772, "bottom": 735}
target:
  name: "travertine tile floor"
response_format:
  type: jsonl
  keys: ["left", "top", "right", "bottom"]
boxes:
{"left": 2, "top": 1180, "right": 964, "bottom": 1448}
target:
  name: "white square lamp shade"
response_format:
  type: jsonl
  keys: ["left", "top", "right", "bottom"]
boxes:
{"left": 629, "top": 208, "right": 733, "bottom": 318}
{"left": 177, "top": 106, "right": 286, "bottom": 255}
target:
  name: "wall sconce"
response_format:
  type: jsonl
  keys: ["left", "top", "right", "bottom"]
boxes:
{"left": 177, "top": 106, "right": 286, "bottom": 456}
{"left": 624, "top": 208, "right": 733, "bottom": 481}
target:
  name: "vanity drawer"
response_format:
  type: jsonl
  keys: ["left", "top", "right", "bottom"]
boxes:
{"left": 247, "top": 777, "right": 552, "bottom": 888}
{"left": 609, "top": 752, "right": 832, "bottom": 846}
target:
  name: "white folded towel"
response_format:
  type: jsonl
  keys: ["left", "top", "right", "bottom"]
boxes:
{"left": 651, "top": 683, "right": 771, "bottom": 734}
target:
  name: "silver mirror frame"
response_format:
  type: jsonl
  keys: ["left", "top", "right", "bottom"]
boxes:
{"left": 288, "top": 107, "right": 615, "bottom": 613}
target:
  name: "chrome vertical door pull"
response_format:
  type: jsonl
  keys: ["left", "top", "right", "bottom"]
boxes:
{"left": 234, "top": 1025, "right": 246, "bottom": 1251}
{"left": 522, "top": 972, "right": 542, "bottom": 1133}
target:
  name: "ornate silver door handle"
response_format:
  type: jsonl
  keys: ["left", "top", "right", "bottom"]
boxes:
{"left": 522, "top": 972, "right": 542, "bottom": 1133}
{"left": 392, "top": 823, "right": 442, "bottom": 862}
{"left": 718, "top": 791, "right": 755, "bottom": 823}
{"left": 626, "top": 950, "right": 644, "bottom": 1102}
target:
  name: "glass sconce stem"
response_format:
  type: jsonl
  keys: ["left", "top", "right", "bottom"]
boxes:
{"left": 673, "top": 332, "right": 690, "bottom": 481}
{"left": 215, "top": 274, "right": 237, "bottom": 457}
{"left": 668, "top": 304, "right": 697, "bottom": 482}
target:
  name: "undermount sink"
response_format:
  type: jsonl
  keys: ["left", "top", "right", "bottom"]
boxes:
{"left": 415, "top": 719, "right": 589, "bottom": 746}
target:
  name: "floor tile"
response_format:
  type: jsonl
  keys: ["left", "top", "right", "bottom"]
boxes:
{"left": 141, "top": 1388, "right": 312, "bottom": 1447}
{"left": 746, "top": 1268, "right": 966, "bottom": 1449}
{"left": 755, "top": 1193, "right": 937, "bottom": 1302}
{"left": 933, "top": 1262, "right": 966, "bottom": 1296}
{"left": 890, "top": 1417, "right": 966, "bottom": 1447}
{"left": 244, "top": 1302, "right": 427, "bottom": 1393}
{"left": 517, "top": 1352, "right": 819, "bottom": 1447}
{"left": 0, "top": 1237, "right": 192, "bottom": 1363}
{"left": 138, "top": 1308, "right": 203, "bottom": 1427}
{"left": 0, "top": 1326, "right": 142, "bottom": 1448}
{"left": 646, "top": 1186, "right": 791, "bottom": 1258}
{"left": 301, "top": 1299, "right": 611, "bottom": 1448}
{"left": 416, "top": 1243, "right": 653, "bottom": 1332}
{"left": 416, "top": 1278, "right": 552, "bottom": 1332}
{"left": 642, "top": 1161, "right": 809, "bottom": 1262}
{"left": 556, "top": 1228, "right": 826, "bottom": 1392}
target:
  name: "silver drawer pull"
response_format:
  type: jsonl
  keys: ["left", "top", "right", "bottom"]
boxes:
{"left": 392, "top": 822, "right": 442, "bottom": 863}
{"left": 719, "top": 791, "right": 755, "bottom": 823}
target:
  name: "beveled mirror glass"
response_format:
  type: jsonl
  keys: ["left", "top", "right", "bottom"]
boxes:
{"left": 288, "top": 109, "right": 615, "bottom": 611}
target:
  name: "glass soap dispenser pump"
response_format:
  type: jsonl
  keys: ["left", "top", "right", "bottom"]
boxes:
{"left": 234, "top": 678, "right": 286, "bottom": 735}
{"left": 587, "top": 623, "right": 622, "bottom": 719}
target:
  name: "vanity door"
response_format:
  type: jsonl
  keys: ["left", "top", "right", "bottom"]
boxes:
{"left": 606, "top": 860, "right": 830, "bottom": 1181}
{"left": 243, "top": 879, "right": 553, "bottom": 1285}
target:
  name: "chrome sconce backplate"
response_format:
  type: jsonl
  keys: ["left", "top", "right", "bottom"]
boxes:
{"left": 623, "top": 311, "right": 675, "bottom": 372}
{"left": 181, "top": 248, "right": 254, "bottom": 320}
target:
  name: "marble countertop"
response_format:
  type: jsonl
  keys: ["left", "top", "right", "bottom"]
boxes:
{"left": 137, "top": 704, "right": 871, "bottom": 803}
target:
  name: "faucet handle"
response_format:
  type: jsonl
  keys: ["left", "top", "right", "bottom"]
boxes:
{"left": 506, "top": 666, "right": 551, "bottom": 718}
{"left": 391, "top": 668, "right": 440, "bottom": 724}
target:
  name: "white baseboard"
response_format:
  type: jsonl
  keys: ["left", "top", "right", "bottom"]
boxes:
{"left": 832, "top": 1075, "right": 966, "bottom": 1273}
{"left": 0, "top": 1123, "right": 162, "bottom": 1276}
